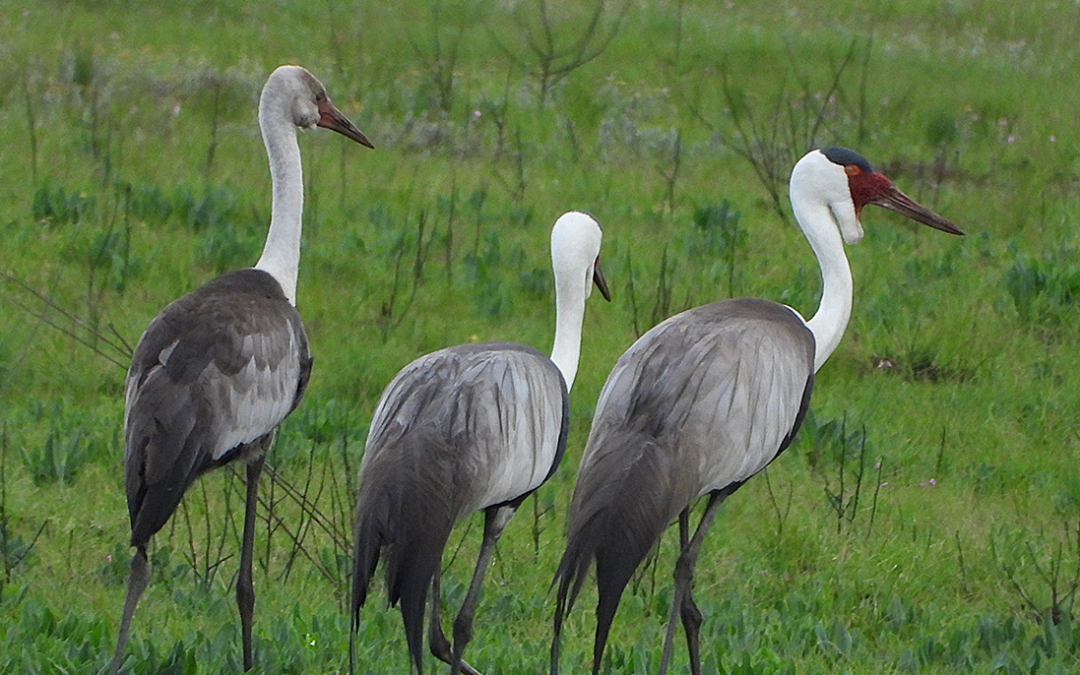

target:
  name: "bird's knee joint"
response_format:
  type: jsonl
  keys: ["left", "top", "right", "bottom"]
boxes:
{"left": 452, "top": 613, "right": 474, "bottom": 648}
{"left": 429, "top": 634, "right": 450, "bottom": 660}
{"left": 236, "top": 580, "right": 255, "bottom": 608}
{"left": 681, "top": 601, "right": 703, "bottom": 626}
{"left": 673, "top": 555, "right": 695, "bottom": 583}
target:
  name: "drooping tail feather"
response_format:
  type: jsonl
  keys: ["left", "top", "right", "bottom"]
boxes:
{"left": 351, "top": 430, "right": 457, "bottom": 673}
{"left": 551, "top": 430, "right": 693, "bottom": 675}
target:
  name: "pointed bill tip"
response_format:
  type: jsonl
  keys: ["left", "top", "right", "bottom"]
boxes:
{"left": 317, "top": 99, "right": 374, "bottom": 149}
{"left": 593, "top": 262, "right": 612, "bottom": 302}
{"left": 874, "top": 186, "right": 964, "bottom": 236}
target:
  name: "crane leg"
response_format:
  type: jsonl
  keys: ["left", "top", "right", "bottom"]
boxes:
{"left": 677, "top": 510, "right": 705, "bottom": 675}
{"left": 550, "top": 584, "right": 565, "bottom": 675}
{"left": 427, "top": 574, "right": 452, "bottom": 666}
{"left": 428, "top": 554, "right": 483, "bottom": 675}
{"left": 657, "top": 492, "right": 725, "bottom": 675}
{"left": 237, "top": 455, "right": 265, "bottom": 672}
{"left": 110, "top": 544, "right": 149, "bottom": 675}
{"left": 449, "top": 505, "right": 515, "bottom": 675}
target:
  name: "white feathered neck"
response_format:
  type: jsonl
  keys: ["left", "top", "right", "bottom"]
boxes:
{"left": 254, "top": 67, "right": 308, "bottom": 305}
{"left": 549, "top": 212, "right": 603, "bottom": 391}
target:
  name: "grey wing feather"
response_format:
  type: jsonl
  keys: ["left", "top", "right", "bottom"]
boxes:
{"left": 553, "top": 297, "right": 814, "bottom": 630}
{"left": 123, "top": 269, "right": 311, "bottom": 546}
{"left": 352, "top": 341, "right": 567, "bottom": 663}
{"left": 583, "top": 297, "right": 814, "bottom": 505}
{"left": 361, "top": 341, "right": 567, "bottom": 516}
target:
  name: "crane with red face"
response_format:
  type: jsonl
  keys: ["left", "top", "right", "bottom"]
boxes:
{"left": 550, "top": 147, "right": 963, "bottom": 675}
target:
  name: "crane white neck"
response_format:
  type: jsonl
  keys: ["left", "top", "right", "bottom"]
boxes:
{"left": 254, "top": 103, "right": 304, "bottom": 305}
{"left": 794, "top": 196, "right": 853, "bottom": 373}
{"left": 548, "top": 213, "right": 603, "bottom": 392}
{"left": 550, "top": 274, "right": 588, "bottom": 392}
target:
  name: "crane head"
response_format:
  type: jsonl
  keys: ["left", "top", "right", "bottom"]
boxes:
{"left": 552, "top": 211, "right": 611, "bottom": 303}
{"left": 820, "top": 146, "right": 963, "bottom": 238}
{"left": 262, "top": 65, "right": 374, "bottom": 148}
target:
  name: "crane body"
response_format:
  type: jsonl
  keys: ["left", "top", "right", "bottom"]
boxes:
{"left": 110, "top": 65, "right": 372, "bottom": 674}
{"left": 551, "top": 147, "right": 963, "bottom": 675}
{"left": 352, "top": 212, "right": 610, "bottom": 675}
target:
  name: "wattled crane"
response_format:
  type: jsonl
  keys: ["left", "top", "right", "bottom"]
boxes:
{"left": 551, "top": 147, "right": 963, "bottom": 675}
{"left": 353, "top": 211, "right": 610, "bottom": 675}
{"left": 110, "top": 65, "right": 372, "bottom": 674}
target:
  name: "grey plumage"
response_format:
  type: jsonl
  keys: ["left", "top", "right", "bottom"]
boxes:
{"left": 549, "top": 146, "right": 961, "bottom": 675}
{"left": 362, "top": 342, "right": 569, "bottom": 512}
{"left": 352, "top": 342, "right": 569, "bottom": 674}
{"left": 111, "top": 269, "right": 313, "bottom": 675}
{"left": 552, "top": 298, "right": 813, "bottom": 674}
{"left": 123, "top": 268, "right": 312, "bottom": 547}
{"left": 109, "top": 64, "right": 372, "bottom": 674}
{"left": 351, "top": 210, "right": 609, "bottom": 675}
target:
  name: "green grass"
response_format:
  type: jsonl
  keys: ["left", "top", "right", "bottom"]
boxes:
{"left": 2, "top": 0, "right": 1080, "bottom": 672}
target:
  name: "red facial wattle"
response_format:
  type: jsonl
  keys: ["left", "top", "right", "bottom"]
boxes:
{"left": 844, "top": 164, "right": 963, "bottom": 235}
{"left": 845, "top": 166, "right": 894, "bottom": 220}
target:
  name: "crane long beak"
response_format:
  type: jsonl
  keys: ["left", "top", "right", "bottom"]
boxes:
{"left": 593, "top": 260, "right": 612, "bottom": 301}
{"left": 873, "top": 185, "right": 964, "bottom": 235}
{"left": 317, "top": 98, "right": 375, "bottom": 149}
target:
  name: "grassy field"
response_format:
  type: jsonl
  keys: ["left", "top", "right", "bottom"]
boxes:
{"left": 2, "top": 0, "right": 1080, "bottom": 672}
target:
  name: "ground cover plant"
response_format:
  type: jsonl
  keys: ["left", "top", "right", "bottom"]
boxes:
{"left": 1, "top": 0, "right": 1080, "bottom": 672}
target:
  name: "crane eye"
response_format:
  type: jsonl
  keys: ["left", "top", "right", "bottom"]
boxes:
{"left": 844, "top": 164, "right": 862, "bottom": 176}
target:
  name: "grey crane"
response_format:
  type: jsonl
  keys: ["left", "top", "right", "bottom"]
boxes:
{"left": 109, "top": 65, "right": 372, "bottom": 674}
{"left": 351, "top": 212, "right": 610, "bottom": 675}
{"left": 550, "top": 147, "right": 964, "bottom": 675}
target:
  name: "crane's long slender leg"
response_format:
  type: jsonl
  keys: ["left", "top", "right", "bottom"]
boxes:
{"left": 110, "top": 544, "right": 149, "bottom": 675}
{"left": 448, "top": 505, "right": 516, "bottom": 675}
{"left": 657, "top": 492, "right": 725, "bottom": 675}
{"left": 428, "top": 574, "right": 453, "bottom": 667}
{"left": 429, "top": 553, "right": 482, "bottom": 675}
{"left": 429, "top": 574, "right": 449, "bottom": 656}
{"left": 677, "top": 509, "right": 705, "bottom": 675}
{"left": 550, "top": 582, "right": 566, "bottom": 675}
{"left": 348, "top": 618, "right": 358, "bottom": 675}
{"left": 237, "top": 454, "right": 265, "bottom": 672}
{"left": 657, "top": 506, "right": 693, "bottom": 675}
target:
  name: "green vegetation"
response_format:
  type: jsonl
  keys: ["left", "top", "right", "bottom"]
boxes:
{"left": 2, "top": 0, "right": 1080, "bottom": 672}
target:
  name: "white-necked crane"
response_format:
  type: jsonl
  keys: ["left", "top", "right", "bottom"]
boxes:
{"left": 351, "top": 211, "right": 611, "bottom": 675}
{"left": 110, "top": 65, "right": 372, "bottom": 674}
{"left": 550, "top": 147, "right": 964, "bottom": 675}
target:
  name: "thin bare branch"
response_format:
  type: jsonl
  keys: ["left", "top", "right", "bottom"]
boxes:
{"left": 1, "top": 271, "right": 131, "bottom": 367}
